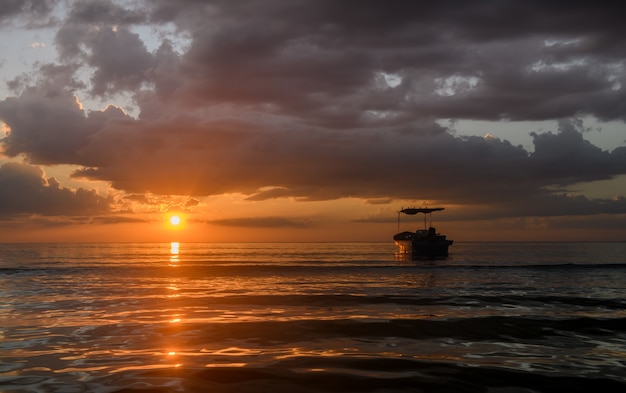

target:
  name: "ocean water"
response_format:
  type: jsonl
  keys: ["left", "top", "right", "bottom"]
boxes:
{"left": 1, "top": 242, "right": 625, "bottom": 392}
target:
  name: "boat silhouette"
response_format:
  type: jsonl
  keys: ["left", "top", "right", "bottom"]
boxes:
{"left": 393, "top": 207, "right": 453, "bottom": 258}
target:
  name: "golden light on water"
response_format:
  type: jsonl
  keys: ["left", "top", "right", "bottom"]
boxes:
{"left": 170, "top": 241, "right": 179, "bottom": 254}
{"left": 169, "top": 242, "right": 180, "bottom": 265}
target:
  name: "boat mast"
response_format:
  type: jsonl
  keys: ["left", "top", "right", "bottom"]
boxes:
{"left": 397, "top": 210, "right": 401, "bottom": 233}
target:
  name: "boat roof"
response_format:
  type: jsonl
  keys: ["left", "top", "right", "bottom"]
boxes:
{"left": 400, "top": 207, "right": 445, "bottom": 215}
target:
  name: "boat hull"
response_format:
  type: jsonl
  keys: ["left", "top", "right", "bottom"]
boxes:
{"left": 394, "top": 230, "right": 452, "bottom": 258}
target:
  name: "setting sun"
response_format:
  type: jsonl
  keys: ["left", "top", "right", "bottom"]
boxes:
{"left": 169, "top": 215, "right": 181, "bottom": 226}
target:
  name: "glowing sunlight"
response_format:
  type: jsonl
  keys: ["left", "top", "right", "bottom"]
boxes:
{"left": 169, "top": 215, "right": 181, "bottom": 226}
{"left": 169, "top": 242, "right": 180, "bottom": 265}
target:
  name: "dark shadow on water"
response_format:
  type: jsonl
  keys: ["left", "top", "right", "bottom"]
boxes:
{"left": 395, "top": 252, "right": 450, "bottom": 263}
{"left": 106, "top": 357, "right": 626, "bottom": 393}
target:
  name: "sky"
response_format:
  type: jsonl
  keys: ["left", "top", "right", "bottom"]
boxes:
{"left": 1, "top": 0, "right": 626, "bottom": 243}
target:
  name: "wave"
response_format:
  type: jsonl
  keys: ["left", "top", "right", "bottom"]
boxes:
{"left": 99, "top": 360, "right": 626, "bottom": 393}
{"left": 158, "top": 293, "right": 626, "bottom": 311}
{"left": 143, "top": 316, "right": 626, "bottom": 343}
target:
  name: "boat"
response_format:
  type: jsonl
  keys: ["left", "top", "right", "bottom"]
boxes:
{"left": 393, "top": 207, "right": 453, "bottom": 258}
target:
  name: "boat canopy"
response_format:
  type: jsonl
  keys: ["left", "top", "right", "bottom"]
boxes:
{"left": 400, "top": 207, "right": 444, "bottom": 215}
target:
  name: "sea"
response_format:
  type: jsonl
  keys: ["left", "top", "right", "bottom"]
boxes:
{"left": 1, "top": 242, "right": 625, "bottom": 393}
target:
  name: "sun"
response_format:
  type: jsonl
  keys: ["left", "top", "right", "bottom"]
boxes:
{"left": 169, "top": 215, "right": 181, "bottom": 226}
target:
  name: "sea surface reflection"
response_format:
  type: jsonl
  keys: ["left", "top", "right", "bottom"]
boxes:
{"left": 169, "top": 241, "right": 180, "bottom": 265}
{"left": 0, "top": 242, "right": 625, "bottom": 392}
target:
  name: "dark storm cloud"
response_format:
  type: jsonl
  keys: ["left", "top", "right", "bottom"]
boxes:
{"left": 1, "top": 0, "right": 626, "bottom": 223}
{"left": 86, "top": 26, "right": 155, "bottom": 96}
{"left": 0, "top": 65, "right": 131, "bottom": 164}
{"left": 0, "top": 0, "right": 55, "bottom": 25}
{"left": 530, "top": 120, "right": 626, "bottom": 184}
{"left": 52, "top": 0, "right": 155, "bottom": 96}
{"left": 0, "top": 162, "right": 111, "bottom": 217}
{"left": 2, "top": 73, "right": 626, "bottom": 219}
{"left": 142, "top": 0, "right": 626, "bottom": 123}
{"left": 66, "top": 0, "right": 145, "bottom": 25}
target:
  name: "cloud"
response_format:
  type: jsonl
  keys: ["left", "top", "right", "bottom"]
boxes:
{"left": 208, "top": 216, "right": 312, "bottom": 229}
{"left": 85, "top": 26, "right": 156, "bottom": 96}
{"left": 31, "top": 1, "right": 625, "bottom": 126}
{"left": 0, "top": 68, "right": 130, "bottom": 164}
{"left": 2, "top": 75, "right": 626, "bottom": 218}
{"left": 365, "top": 198, "right": 393, "bottom": 206}
{"left": 66, "top": 0, "right": 145, "bottom": 25}
{"left": 0, "top": 0, "right": 55, "bottom": 26}
{"left": 0, "top": 162, "right": 111, "bottom": 217}
{"left": 185, "top": 198, "right": 200, "bottom": 208}
{"left": 55, "top": 0, "right": 180, "bottom": 101}
{"left": 1, "top": 0, "right": 626, "bottom": 225}
{"left": 124, "top": 193, "right": 150, "bottom": 204}
{"left": 530, "top": 120, "right": 626, "bottom": 184}
{"left": 137, "top": 0, "right": 626, "bottom": 124}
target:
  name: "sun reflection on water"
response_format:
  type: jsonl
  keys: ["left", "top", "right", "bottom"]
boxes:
{"left": 169, "top": 242, "right": 180, "bottom": 265}
{"left": 1, "top": 242, "right": 624, "bottom": 389}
